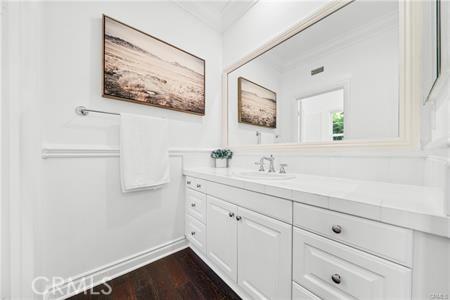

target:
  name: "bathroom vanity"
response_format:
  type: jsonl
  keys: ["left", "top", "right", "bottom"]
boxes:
{"left": 183, "top": 168, "right": 449, "bottom": 300}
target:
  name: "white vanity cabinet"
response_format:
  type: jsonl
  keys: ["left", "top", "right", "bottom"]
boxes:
{"left": 185, "top": 175, "right": 416, "bottom": 300}
{"left": 185, "top": 177, "right": 293, "bottom": 299}
{"left": 206, "top": 195, "right": 292, "bottom": 299}
{"left": 206, "top": 195, "right": 238, "bottom": 281}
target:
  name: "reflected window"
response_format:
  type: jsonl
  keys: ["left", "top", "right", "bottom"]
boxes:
{"left": 331, "top": 111, "right": 344, "bottom": 141}
{"left": 298, "top": 88, "right": 344, "bottom": 143}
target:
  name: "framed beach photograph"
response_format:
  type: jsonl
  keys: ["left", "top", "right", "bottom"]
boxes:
{"left": 238, "top": 77, "right": 277, "bottom": 128}
{"left": 103, "top": 15, "right": 206, "bottom": 115}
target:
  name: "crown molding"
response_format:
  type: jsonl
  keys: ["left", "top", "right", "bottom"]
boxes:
{"left": 173, "top": 0, "right": 258, "bottom": 33}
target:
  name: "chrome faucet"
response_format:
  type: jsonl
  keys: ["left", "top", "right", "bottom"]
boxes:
{"left": 263, "top": 155, "right": 276, "bottom": 173}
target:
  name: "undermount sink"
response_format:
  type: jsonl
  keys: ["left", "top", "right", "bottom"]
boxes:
{"left": 233, "top": 171, "right": 296, "bottom": 180}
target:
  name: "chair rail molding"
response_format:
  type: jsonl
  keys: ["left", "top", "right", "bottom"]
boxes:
{"left": 41, "top": 144, "right": 213, "bottom": 159}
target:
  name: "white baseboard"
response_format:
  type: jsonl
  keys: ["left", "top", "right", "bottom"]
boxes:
{"left": 44, "top": 237, "right": 188, "bottom": 300}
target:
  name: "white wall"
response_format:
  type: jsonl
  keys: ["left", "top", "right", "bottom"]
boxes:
{"left": 0, "top": 0, "right": 3, "bottom": 297}
{"left": 2, "top": 1, "right": 218, "bottom": 298}
{"left": 223, "top": 0, "right": 330, "bottom": 68}
{"left": 41, "top": 1, "right": 222, "bottom": 148}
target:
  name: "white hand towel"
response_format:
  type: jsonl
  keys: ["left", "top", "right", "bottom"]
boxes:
{"left": 120, "top": 113, "right": 170, "bottom": 192}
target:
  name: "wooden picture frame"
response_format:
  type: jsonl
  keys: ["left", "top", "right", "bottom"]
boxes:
{"left": 238, "top": 77, "right": 277, "bottom": 128}
{"left": 102, "top": 15, "right": 206, "bottom": 115}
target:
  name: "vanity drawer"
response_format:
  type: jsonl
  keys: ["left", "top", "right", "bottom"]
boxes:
{"left": 207, "top": 181, "right": 292, "bottom": 224}
{"left": 186, "top": 176, "right": 206, "bottom": 193}
{"left": 293, "top": 228, "right": 411, "bottom": 300}
{"left": 293, "top": 202, "right": 413, "bottom": 266}
{"left": 186, "top": 189, "right": 206, "bottom": 223}
{"left": 186, "top": 215, "right": 206, "bottom": 254}
{"left": 292, "top": 282, "right": 320, "bottom": 300}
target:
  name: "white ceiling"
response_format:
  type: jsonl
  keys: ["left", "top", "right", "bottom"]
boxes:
{"left": 260, "top": 1, "right": 399, "bottom": 70}
{"left": 174, "top": 0, "right": 258, "bottom": 33}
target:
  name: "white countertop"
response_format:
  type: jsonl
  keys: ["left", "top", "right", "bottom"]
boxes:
{"left": 184, "top": 167, "right": 450, "bottom": 238}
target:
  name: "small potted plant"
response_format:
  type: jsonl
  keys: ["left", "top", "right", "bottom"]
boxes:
{"left": 211, "top": 149, "right": 233, "bottom": 168}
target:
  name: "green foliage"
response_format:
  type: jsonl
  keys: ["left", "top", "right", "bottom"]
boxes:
{"left": 211, "top": 149, "right": 233, "bottom": 159}
{"left": 332, "top": 112, "right": 344, "bottom": 134}
{"left": 332, "top": 112, "right": 344, "bottom": 141}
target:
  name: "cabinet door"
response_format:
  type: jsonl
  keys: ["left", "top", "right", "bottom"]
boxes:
{"left": 206, "top": 196, "right": 238, "bottom": 282}
{"left": 237, "top": 207, "right": 292, "bottom": 300}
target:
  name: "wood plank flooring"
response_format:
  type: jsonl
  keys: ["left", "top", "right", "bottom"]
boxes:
{"left": 68, "top": 248, "right": 241, "bottom": 300}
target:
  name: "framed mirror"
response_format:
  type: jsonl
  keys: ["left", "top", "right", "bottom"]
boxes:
{"left": 223, "top": 0, "right": 431, "bottom": 149}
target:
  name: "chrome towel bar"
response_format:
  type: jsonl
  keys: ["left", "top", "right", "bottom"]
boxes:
{"left": 75, "top": 106, "right": 120, "bottom": 116}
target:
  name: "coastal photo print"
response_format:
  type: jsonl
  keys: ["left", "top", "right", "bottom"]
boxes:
{"left": 238, "top": 77, "right": 276, "bottom": 128}
{"left": 103, "top": 15, "right": 206, "bottom": 115}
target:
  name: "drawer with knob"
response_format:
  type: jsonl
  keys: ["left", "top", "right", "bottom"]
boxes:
{"left": 293, "top": 228, "right": 411, "bottom": 300}
{"left": 185, "top": 214, "right": 206, "bottom": 254}
{"left": 186, "top": 189, "right": 206, "bottom": 223}
{"left": 293, "top": 202, "right": 413, "bottom": 266}
{"left": 185, "top": 176, "right": 206, "bottom": 193}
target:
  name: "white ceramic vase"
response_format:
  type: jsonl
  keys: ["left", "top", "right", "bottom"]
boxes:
{"left": 215, "top": 158, "right": 228, "bottom": 168}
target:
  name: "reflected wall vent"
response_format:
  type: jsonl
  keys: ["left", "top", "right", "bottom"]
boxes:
{"left": 311, "top": 66, "right": 324, "bottom": 76}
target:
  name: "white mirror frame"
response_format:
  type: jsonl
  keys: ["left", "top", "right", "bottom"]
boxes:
{"left": 222, "top": 0, "right": 421, "bottom": 151}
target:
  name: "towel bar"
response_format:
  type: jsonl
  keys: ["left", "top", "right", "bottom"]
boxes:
{"left": 75, "top": 106, "right": 120, "bottom": 116}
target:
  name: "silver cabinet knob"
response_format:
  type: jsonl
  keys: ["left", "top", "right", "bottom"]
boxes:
{"left": 187, "top": 180, "right": 191, "bottom": 185}
{"left": 191, "top": 231, "right": 195, "bottom": 236}
{"left": 331, "top": 274, "right": 341, "bottom": 284}
{"left": 229, "top": 212, "right": 235, "bottom": 218}
{"left": 236, "top": 216, "right": 242, "bottom": 221}
{"left": 332, "top": 225, "right": 342, "bottom": 234}
{"left": 191, "top": 203, "right": 196, "bottom": 207}
{"left": 196, "top": 184, "right": 201, "bottom": 188}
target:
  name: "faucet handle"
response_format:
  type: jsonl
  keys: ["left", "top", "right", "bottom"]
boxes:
{"left": 279, "top": 163, "right": 288, "bottom": 174}
{"left": 255, "top": 161, "right": 265, "bottom": 172}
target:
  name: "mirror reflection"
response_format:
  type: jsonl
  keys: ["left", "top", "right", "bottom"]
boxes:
{"left": 298, "top": 88, "right": 345, "bottom": 143}
{"left": 423, "top": 0, "right": 441, "bottom": 103}
{"left": 228, "top": 1, "right": 401, "bottom": 146}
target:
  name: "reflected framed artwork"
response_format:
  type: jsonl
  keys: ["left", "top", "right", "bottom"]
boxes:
{"left": 238, "top": 77, "right": 277, "bottom": 128}
{"left": 103, "top": 15, "right": 206, "bottom": 115}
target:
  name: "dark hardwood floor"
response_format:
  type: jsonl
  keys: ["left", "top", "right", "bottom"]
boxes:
{"left": 68, "top": 248, "right": 241, "bottom": 300}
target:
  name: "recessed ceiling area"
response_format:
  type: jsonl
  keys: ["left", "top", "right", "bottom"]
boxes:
{"left": 174, "top": 0, "right": 259, "bottom": 33}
